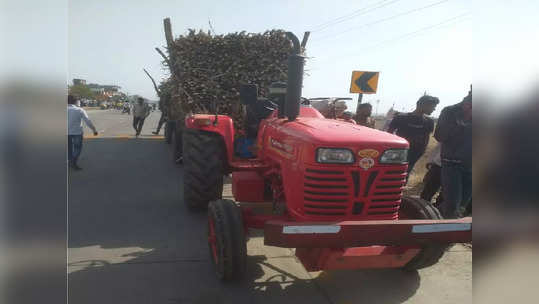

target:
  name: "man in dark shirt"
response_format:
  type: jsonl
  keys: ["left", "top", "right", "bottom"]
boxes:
{"left": 434, "top": 90, "right": 472, "bottom": 218}
{"left": 356, "top": 103, "right": 375, "bottom": 128}
{"left": 388, "top": 94, "right": 439, "bottom": 177}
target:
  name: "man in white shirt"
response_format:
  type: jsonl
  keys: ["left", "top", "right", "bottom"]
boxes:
{"left": 68, "top": 95, "right": 98, "bottom": 170}
{"left": 132, "top": 97, "right": 151, "bottom": 137}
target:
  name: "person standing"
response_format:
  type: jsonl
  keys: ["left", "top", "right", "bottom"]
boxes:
{"left": 355, "top": 103, "right": 375, "bottom": 128}
{"left": 132, "top": 97, "right": 150, "bottom": 137}
{"left": 68, "top": 95, "right": 98, "bottom": 170}
{"left": 420, "top": 142, "right": 443, "bottom": 202}
{"left": 382, "top": 107, "right": 398, "bottom": 131}
{"left": 152, "top": 99, "right": 168, "bottom": 135}
{"left": 387, "top": 94, "right": 439, "bottom": 176}
{"left": 339, "top": 111, "right": 357, "bottom": 124}
{"left": 434, "top": 90, "right": 472, "bottom": 218}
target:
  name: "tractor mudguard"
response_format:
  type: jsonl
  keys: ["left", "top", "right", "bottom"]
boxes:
{"left": 185, "top": 114, "right": 235, "bottom": 164}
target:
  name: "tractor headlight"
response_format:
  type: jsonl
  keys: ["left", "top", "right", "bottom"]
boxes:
{"left": 316, "top": 148, "right": 354, "bottom": 164}
{"left": 379, "top": 149, "right": 408, "bottom": 164}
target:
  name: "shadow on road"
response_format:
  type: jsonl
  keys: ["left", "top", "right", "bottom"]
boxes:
{"left": 68, "top": 138, "right": 420, "bottom": 304}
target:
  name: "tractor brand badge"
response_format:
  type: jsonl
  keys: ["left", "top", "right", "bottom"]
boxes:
{"left": 358, "top": 149, "right": 379, "bottom": 158}
{"left": 268, "top": 137, "right": 294, "bottom": 159}
{"left": 359, "top": 157, "right": 375, "bottom": 170}
{"left": 270, "top": 138, "right": 293, "bottom": 153}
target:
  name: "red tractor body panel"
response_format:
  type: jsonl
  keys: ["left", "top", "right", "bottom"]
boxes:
{"left": 232, "top": 171, "right": 266, "bottom": 202}
{"left": 255, "top": 107, "right": 409, "bottom": 222}
{"left": 185, "top": 115, "right": 235, "bottom": 163}
{"left": 295, "top": 246, "right": 421, "bottom": 271}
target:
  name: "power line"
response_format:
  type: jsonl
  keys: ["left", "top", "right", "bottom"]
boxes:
{"left": 357, "top": 12, "right": 470, "bottom": 51}
{"left": 312, "top": 13, "right": 470, "bottom": 64}
{"left": 310, "top": 0, "right": 402, "bottom": 33}
{"left": 311, "top": 0, "right": 451, "bottom": 45}
{"left": 309, "top": 0, "right": 390, "bottom": 31}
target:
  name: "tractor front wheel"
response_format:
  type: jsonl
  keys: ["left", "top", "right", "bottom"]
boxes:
{"left": 400, "top": 196, "right": 450, "bottom": 271}
{"left": 207, "top": 199, "right": 247, "bottom": 281}
{"left": 183, "top": 129, "right": 224, "bottom": 209}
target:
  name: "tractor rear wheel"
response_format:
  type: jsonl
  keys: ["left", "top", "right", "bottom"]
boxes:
{"left": 183, "top": 129, "right": 224, "bottom": 209}
{"left": 400, "top": 196, "right": 449, "bottom": 271}
{"left": 207, "top": 199, "right": 247, "bottom": 281}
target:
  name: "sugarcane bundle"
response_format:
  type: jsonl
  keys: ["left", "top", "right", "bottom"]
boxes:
{"left": 160, "top": 29, "right": 296, "bottom": 128}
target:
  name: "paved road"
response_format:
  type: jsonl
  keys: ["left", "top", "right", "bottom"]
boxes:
{"left": 68, "top": 110, "right": 471, "bottom": 304}
{"left": 83, "top": 108, "right": 164, "bottom": 138}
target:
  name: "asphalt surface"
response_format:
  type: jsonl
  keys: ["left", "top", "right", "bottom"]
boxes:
{"left": 68, "top": 109, "right": 472, "bottom": 304}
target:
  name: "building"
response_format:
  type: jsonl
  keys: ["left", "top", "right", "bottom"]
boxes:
{"left": 73, "top": 78, "right": 86, "bottom": 86}
{"left": 103, "top": 85, "right": 121, "bottom": 97}
{"left": 87, "top": 83, "right": 121, "bottom": 97}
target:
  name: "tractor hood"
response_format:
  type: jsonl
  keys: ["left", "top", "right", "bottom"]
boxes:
{"left": 279, "top": 117, "right": 408, "bottom": 149}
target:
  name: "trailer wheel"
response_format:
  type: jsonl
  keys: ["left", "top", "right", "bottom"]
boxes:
{"left": 208, "top": 199, "right": 247, "bottom": 281}
{"left": 400, "top": 196, "right": 449, "bottom": 271}
{"left": 183, "top": 129, "right": 224, "bottom": 209}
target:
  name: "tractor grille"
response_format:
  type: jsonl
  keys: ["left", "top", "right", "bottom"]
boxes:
{"left": 303, "top": 168, "right": 350, "bottom": 216}
{"left": 366, "top": 169, "right": 406, "bottom": 219}
{"left": 302, "top": 166, "right": 405, "bottom": 219}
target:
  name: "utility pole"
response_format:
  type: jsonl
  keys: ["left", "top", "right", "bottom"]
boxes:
{"left": 375, "top": 99, "right": 380, "bottom": 116}
{"left": 354, "top": 93, "right": 363, "bottom": 121}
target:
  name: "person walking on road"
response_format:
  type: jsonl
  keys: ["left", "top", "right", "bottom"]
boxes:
{"left": 152, "top": 100, "right": 168, "bottom": 135}
{"left": 132, "top": 97, "right": 151, "bottom": 137}
{"left": 434, "top": 90, "right": 472, "bottom": 218}
{"left": 387, "top": 94, "right": 439, "bottom": 177}
{"left": 122, "top": 102, "right": 131, "bottom": 114}
{"left": 68, "top": 95, "right": 98, "bottom": 170}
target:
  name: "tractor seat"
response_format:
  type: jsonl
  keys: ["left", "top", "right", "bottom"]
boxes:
{"left": 245, "top": 98, "right": 277, "bottom": 138}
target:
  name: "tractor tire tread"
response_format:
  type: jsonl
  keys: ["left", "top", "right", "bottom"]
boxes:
{"left": 183, "top": 129, "right": 224, "bottom": 209}
{"left": 401, "top": 196, "right": 450, "bottom": 271}
{"left": 208, "top": 199, "right": 247, "bottom": 281}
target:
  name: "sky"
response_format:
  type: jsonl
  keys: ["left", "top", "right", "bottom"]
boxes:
{"left": 69, "top": 0, "right": 472, "bottom": 116}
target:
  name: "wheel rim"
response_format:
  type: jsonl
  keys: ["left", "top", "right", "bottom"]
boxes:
{"left": 208, "top": 216, "right": 219, "bottom": 264}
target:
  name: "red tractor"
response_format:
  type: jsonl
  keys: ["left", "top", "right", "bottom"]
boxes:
{"left": 182, "top": 32, "right": 471, "bottom": 280}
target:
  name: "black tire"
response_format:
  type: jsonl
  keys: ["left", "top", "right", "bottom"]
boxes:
{"left": 207, "top": 199, "right": 247, "bottom": 281}
{"left": 183, "top": 129, "right": 224, "bottom": 209}
{"left": 400, "top": 196, "right": 449, "bottom": 271}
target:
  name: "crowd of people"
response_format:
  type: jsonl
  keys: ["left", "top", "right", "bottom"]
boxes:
{"left": 380, "top": 90, "right": 472, "bottom": 219}
{"left": 332, "top": 89, "right": 472, "bottom": 218}
{"left": 67, "top": 95, "right": 164, "bottom": 170}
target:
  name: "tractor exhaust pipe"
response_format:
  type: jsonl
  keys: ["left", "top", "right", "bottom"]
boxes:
{"left": 284, "top": 32, "right": 306, "bottom": 121}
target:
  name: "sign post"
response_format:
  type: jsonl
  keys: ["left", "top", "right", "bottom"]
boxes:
{"left": 350, "top": 71, "right": 380, "bottom": 120}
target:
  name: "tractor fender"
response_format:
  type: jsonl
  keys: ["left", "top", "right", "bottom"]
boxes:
{"left": 184, "top": 114, "right": 235, "bottom": 164}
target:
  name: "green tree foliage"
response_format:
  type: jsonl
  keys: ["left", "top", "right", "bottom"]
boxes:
{"left": 69, "top": 84, "right": 95, "bottom": 99}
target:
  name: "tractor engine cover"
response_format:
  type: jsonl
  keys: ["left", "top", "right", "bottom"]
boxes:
{"left": 232, "top": 171, "right": 266, "bottom": 202}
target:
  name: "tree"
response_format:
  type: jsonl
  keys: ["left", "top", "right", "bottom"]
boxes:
{"left": 69, "top": 84, "right": 95, "bottom": 100}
